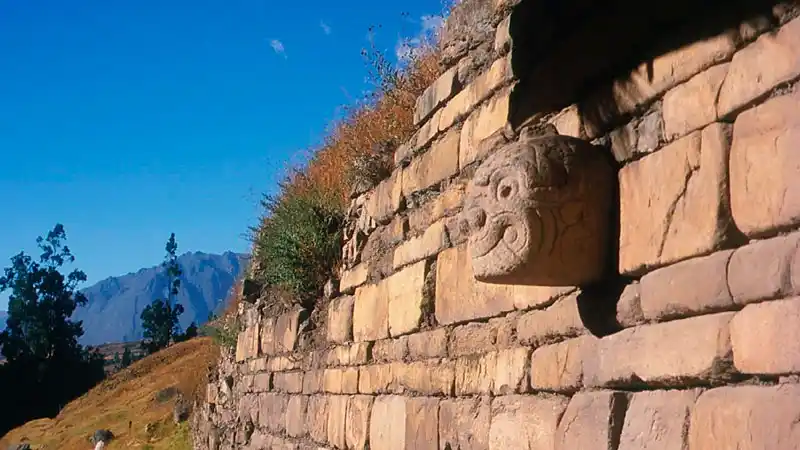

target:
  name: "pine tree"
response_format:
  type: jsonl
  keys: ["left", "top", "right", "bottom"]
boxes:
{"left": 140, "top": 233, "right": 184, "bottom": 354}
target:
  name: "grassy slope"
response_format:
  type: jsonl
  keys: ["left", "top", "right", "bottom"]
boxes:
{"left": 0, "top": 338, "right": 216, "bottom": 450}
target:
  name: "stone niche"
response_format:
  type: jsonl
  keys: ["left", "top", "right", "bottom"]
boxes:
{"left": 460, "top": 127, "right": 614, "bottom": 286}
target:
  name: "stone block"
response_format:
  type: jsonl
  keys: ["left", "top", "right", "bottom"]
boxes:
{"left": 407, "top": 183, "right": 465, "bottom": 236}
{"left": 253, "top": 373, "right": 272, "bottom": 393}
{"left": 461, "top": 129, "right": 615, "bottom": 285}
{"left": 618, "top": 389, "right": 701, "bottom": 450}
{"left": 396, "top": 109, "right": 443, "bottom": 166}
{"left": 718, "top": 16, "right": 800, "bottom": 117}
{"left": 394, "top": 360, "right": 454, "bottom": 396}
{"left": 450, "top": 322, "right": 497, "bottom": 357}
{"left": 302, "top": 370, "right": 322, "bottom": 394}
{"left": 663, "top": 63, "right": 730, "bottom": 140}
{"left": 689, "top": 384, "right": 800, "bottom": 449}
{"left": 489, "top": 395, "right": 569, "bottom": 450}
{"left": 267, "top": 355, "right": 301, "bottom": 372}
{"left": 286, "top": 395, "right": 308, "bottom": 438}
{"left": 393, "top": 220, "right": 449, "bottom": 269}
{"left": 459, "top": 88, "right": 512, "bottom": 169}
{"left": 402, "top": 128, "right": 460, "bottom": 196}
{"left": 340, "top": 265, "right": 368, "bottom": 294}
{"left": 328, "top": 296, "right": 355, "bottom": 344}
{"left": 324, "top": 369, "right": 343, "bottom": 394}
{"left": 555, "top": 391, "right": 629, "bottom": 450}
{"left": 619, "top": 123, "right": 733, "bottom": 275}
{"left": 455, "top": 352, "right": 496, "bottom": 395}
{"left": 365, "top": 170, "right": 403, "bottom": 224}
{"left": 439, "top": 397, "right": 491, "bottom": 450}
{"left": 259, "top": 393, "right": 289, "bottom": 433}
{"left": 530, "top": 335, "right": 598, "bottom": 393}
{"left": 342, "top": 367, "right": 359, "bottom": 394}
{"left": 584, "top": 312, "right": 735, "bottom": 387}
{"left": 640, "top": 250, "right": 735, "bottom": 321}
{"left": 372, "top": 337, "right": 408, "bottom": 362}
{"left": 346, "top": 395, "right": 373, "bottom": 450}
{"left": 273, "top": 371, "right": 303, "bottom": 394}
{"left": 728, "top": 233, "right": 800, "bottom": 304}
{"left": 236, "top": 323, "right": 260, "bottom": 362}
{"left": 306, "top": 397, "right": 329, "bottom": 443}
{"left": 405, "top": 398, "right": 440, "bottom": 450}
{"left": 490, "top": 314, "right": 517, "bottom": 348}
{"left": 616, "top": 282, "right": 644, "bottom": 327}
{"left": 353, "top": 282, "right": 389, "bottom": 342}
{"left": 494, "top": 16, "right": 511, "bottom": 54}
{"left": 276, "top": 309, "right": 304, "bottom": 354}
{"left": 348, "top": 342, "right": 371, "bottom": 365}
{"left": 609, "top": 110, "right": 666, "bottom": 163}
{"left": 260, "top": 317, "right": 277, "bottom": 356}
{"left": 549, "top": 104, "right": 582, "bottom": 138}
{"left": 327, "top": 395, "right": 348, "bottom": 449}
{"left": 493, "top": 347, "right": 530, "bottom": 394}
{"left": 517, "top": 293, "right": 585, "bottom": 346}
{"left": 415, "top": 66, "right": 460, "bottom": 125}
{"left": 730, "top": 297, "right": 800, "bottom": 375}
{"left": 729, "top": 89, "right": 800, "bottom": 237}
{"left": 369, "top": 396, "right": 407, "bottom": 450}
{"left": 440, "top": 57, "right": 510, "bottom": 133}
{"left": 358, "top": 364, "right": 394, "bottom": 394}
{"left": 386, "top": 261, "right": 429, "bottom": 337}
{"left": 407, "top": 328, "right": 448, "bottom": 359}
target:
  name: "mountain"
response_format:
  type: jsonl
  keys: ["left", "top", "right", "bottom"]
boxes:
{"left": 73, "top": 251, "right": 247, "bottom": 345}
{"left": 0, "top": 311, "right": 6, "bottom": 331}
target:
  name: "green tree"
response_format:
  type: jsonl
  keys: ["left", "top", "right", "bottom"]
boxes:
{"left": 121, "top": 346, "right": 133, "bottom": 368}
{"left": 140, "top": 233, "right": 184, "bottom": 354}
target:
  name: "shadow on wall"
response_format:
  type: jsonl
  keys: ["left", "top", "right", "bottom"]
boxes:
{"left": 508, "top": 0, "right": 790, "bottom": 134}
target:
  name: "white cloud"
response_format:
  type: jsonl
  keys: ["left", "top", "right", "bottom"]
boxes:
{"left": 320, "top": 20, "right": 332, "bottom": 35}
{"left": 394, "top": 13, "right": 444, "bottom": 64}
{"left": 420, "top": 14, "right": 444, "bottom": 35}
{"left": 269, "top": 39, "right": 287, "bottom": 58}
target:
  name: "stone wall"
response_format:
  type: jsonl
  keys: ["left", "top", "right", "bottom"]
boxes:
{"left": 192, "top": 0, "right": 800, "bottom": 449}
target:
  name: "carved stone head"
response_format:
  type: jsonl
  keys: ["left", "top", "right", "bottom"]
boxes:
{"left": 461, "top": 127, "right": 614, "bottom": 286}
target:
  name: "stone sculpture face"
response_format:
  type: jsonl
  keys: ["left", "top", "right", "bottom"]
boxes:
{"left": 461, "top": 128, "right": 614, "bottom": 286}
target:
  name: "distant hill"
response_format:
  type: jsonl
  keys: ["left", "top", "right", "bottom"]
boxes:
{"left": 0, "top": 311, "right": 6, "bottom": 331}
{"left": 73, "top": 251, "right": 247, "bottom": 345}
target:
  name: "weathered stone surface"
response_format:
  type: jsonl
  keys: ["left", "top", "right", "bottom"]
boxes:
{"left": 372, "top": 337, "right": 408, "bottom": 362}
{"left": 273, "top": 371, "right": 303, "bottom": 394}
{"left": 640, "top": 250, "right": 734, "bottom": 321}
{"left": 616, "top": 282, "right": 644, "bottom": 327}
{"left": 260, "top": 317, "right": 277, "bottom": 356}
{"left": 530, "top": 335, "right": 598, "bottom": 393}
{"left": 396, "top": 109, "right": 443, "bottom": 166}
{"left": 663, "top": 63, "right": 730, "bottom": 140}
{"left": 549, "top": 104, "right": 582, "bottom": 138}
{"left": 236, "top": 323, "right": 260, "bottom": 362}
{"left": 253, "top": 372, "right": 272, "bottom": 393}
{"left": 517, "top": 293, "right": 585, "bottom": 346}
{"left": 440, "top": 57, "right": 510, "bottom": 133}
{"left": 346, "top": 396, "right": 373, "bottom": 450}
{"left": 730, "top": 297, "right": 800, "bottom": 375}
{"left": 493, "top": 347, "right": 529, "bottom": 394}
{"left": 406, "top": 398, "right": 440, "bottom": 450}
{"left": 286, "top": 395, "right": 308, "bottom": 438}
{"left": 494, "top": 16, "right": 511, "bottom": 54}
{"left": 323, "top": 369, "right": 343, "bottom": 394}
{"left": 369, "top": 396, "right": 407, "bottom": 450}
{"left": 729, "top": 88, "right": 800, "bottom": 237}
{"left": 386, "top": 261, "right": 429, "bottom": 337}
{"left": 408, "top": 329, "right": 447, "bottom": 359}
{"left": 619, "top": 123, "right": 733, "bottom": 275}
{"left": 259, "top": 393, "right": 289, "bottom": 434}
{"left": 328, "top": 296, "right": 355, "bottom": 344}
{"left": 728, "top": 233, "right": 800, "bottom": 305}
{"left": 408, "top": 183, "right": 465, "bottom": 236}
{"left": 327, "top": 395, "right": 348, "bottom": 449}
{"left": 555, "top": 391, "right": 629, "bottom": 450}
{"left": 618, "top": 389, "right": 701, "bottom": 450}
{"left": 393, "top": 220, "right": 448, "bottom": 269}
{"left": 303, "top": 370, "right": 322, "bottom": 394}
{"left": 584, "top": 312, "right": 735, "bottom": 387}
{"left": 402, "top": 128, "right": 460, "bottom": 196}
{"left": 353, "top": 282, "right": 389, "bottom": 342}
{"left": 268, "top": 355, "right": 301, "bottom": 372}
{"left": 450, "top": 322, "right": 497, "bottom": 357}
{"left": 340, "top": 265, "right": 368, "bottom": 294}
{"left": 415, "top": 67, "right": 460, "bottom": 125}
{"left": 609, "top": 109, "right": 665, "bottom": 162}
{"left": 490, "top": 314, "right": 517, "bottom": 348}
{"left": 439, "top": 397, "right": 491, "bottom": 450}
{"left": 365, "top": 170, "right": 403, "bottom": 224}
{"left": 358, "top": 364, "right": 394, "bottom": 394}
{"left": 394, "top": 360, "right": 454, "bottom": 396}
{"left": 342, "top": 368, "right": 359, "bottom": 394}
{"left": 461, "top": 128, "right": 614, "bottom": 285}
{"left": 348, "top": 342, "right": 371, "bottom": 365}
{"left": 689, "top": 384, "right": 800, "bottom": 450}
{"left": 718, "top": 16, "right": 800, "bottom": 117}
{"left": 456, "top": 353, "right": 497, "bottom": 395}
{"left": 489, "top": 395, "right": 569, "bottom": 450}
{"left": 459, "top": 88, "right": 512, "bottom": 169}
{"left": 276, "top": 309, "right": 304, "bottom": 354}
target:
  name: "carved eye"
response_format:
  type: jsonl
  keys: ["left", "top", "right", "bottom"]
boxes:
{"left": 496, "top": 179, "right": 518, "bottom": 201}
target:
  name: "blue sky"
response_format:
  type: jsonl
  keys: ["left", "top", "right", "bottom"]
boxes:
{"left": 0, "top": 0, "right": 446, "bottom": 310}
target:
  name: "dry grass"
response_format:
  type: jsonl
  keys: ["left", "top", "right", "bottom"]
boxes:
{"left": 0, "top": 338, "right": 217, "bottom": 450}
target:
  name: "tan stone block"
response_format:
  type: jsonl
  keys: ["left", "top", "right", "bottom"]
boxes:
{"left": 268, "top": 355, "right": 301, "bottom": 372}
{"left": 326, "top": 346, "right": 350, "bottom": 367}
{"left": 555, "top": 391, "right": 629, "bottom": 450}
{"left": 327, "top": 395, "right": 348, "bottom": 449}
{"left": 663, "top": 63, "right": 729, "bottom": 140}
{"left": 402, "top": 128, "right": 460, "bottom": 196}
{"left": 387, "top": 261, "right": 429, "bottom": 337}
{"left": 490, "top": 395, "right": 569, "bottom": 450}
{"left": 353, "top": 282, "right": 389, "bottom": 342}
{"left": 236, "top": 323, "right": 261, "bottom": 362}
{"left": 328, "top": 296, "right": 355, "bottom": 344}
{"left": 689, "top": 384, "right": 800, "bottom": 449}
{"left": 372, "top": 337, "right": 408, "bottom": 362}
{"left": 259, "top": 393, "right": 289, "bottom": 433}
{"left": 396, "top": 109, "right": 443, "bottom": 166}
{"left": 731, "top": 297, "right": 800, "bottom": 375}
{"left": 517, "top": 293, "right": 585, "bottom": 346}
{"left": 286, "top": 395, "right": 308, "bottom": 438}
{"left": 618, "top": 389, "right": 701, "bottom": 450}
{"left": 490, "top": 314, "right": 517, "bottom": 348}
{"left": 260, "top": 317, "right": 277, "bottom": 356}
{"left": 393, "top": 220, "right": 449, "bottom": 269}
{"left": 584, "top": 312, "right": 735, "bottom": 387}
{"left": 728, "top": 233, "right": 800, "bottom": 304}
{"left": 493, "top": 347, "right": 530, "bottom": 395}
{"left": 548, "top": 104, "right": 582, "bottom": 138}
{"left": 394, "top": 360, "right": 454, "bottom": 396}
{"left": 450, "top": 322, "right": 497, "bottom": 357}
{"left": 406, "top": 397, "right": 439, "bottom": 450}
{"left": 531, "top": 336, "right": 598, "bottom": 393}
{"left": 494, "top": 16, "right": 511, "bottom": 54}
{"left": 640, "top": 250, "right": 735, "bottom": 321}
{"left": 729, "top": 88, "right": 800, "bottom": 237}
{"left": 365, "top": 170, "right": 403, "bottom": 224}
{"left": 455, "top": 352, "right": 497, "bottom": 395}
{"left": 247, "top": 357, "right": 268, "bottom": 373}
{"left": 616, "top": 282, "right": 644, "bottom": 328}
{"left": 253, "top": 372, "right": 272, "bottom": 392}
{"left": 439, "top": 397, "right": 491, "bottom": 450}
{"left": 340, "top": 368, "right": 359, "bottom": 394}
{"left": 369, "top": 396, "right": 407, "bottom": 450}
{"left": 415, "top": 67, "right": 460, "bottom": 125}
{"left": 440, "top": 57, "right": 510, "bottom": 132}
{"left": 340, "top": 265, "right": 368, "bottom": 294}
{"left": 459, "top": 88, "right": 512, "bottom": 169}
{"left": 206, "top": 384, "right": 218, "bottom": 404}
{"left": 619, "top": 123, "right": 733, "bottom": 275}
{"left": 407, "top": 183, "right": 465, "bottom": 235}
{"left": 303, "top": 370, "right": 322, "bottom": 394}
{"left": 276, "top": 309, "right": 304, "bottom": 354}
{"left": 718, "top": 16, "right": 800, "bottom": 117}
{"left": 323, "top": 369, "right": 343, "bottom": 394}
{"left": 358, "top": 364, "right": 394, "bottom": 394}
{"left": 407, "top": 328, "right": 448, "bottom": 359}
{"left": 348, "top": 342, "right": 371, "bottom": 365}
{"left": 346, "top": 395, "right": 373, "bottom": 450}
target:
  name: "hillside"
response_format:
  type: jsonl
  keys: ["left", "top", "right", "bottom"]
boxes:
{"left": 0, "top": 337, "right": 215, "bottom": 450}
{"left": 74, "top": 251, "right": 247, "bottom": 345}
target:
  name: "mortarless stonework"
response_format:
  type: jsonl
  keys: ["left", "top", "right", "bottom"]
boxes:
{"left": 461, "top": 126, "right": 614, "bottom": 286}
